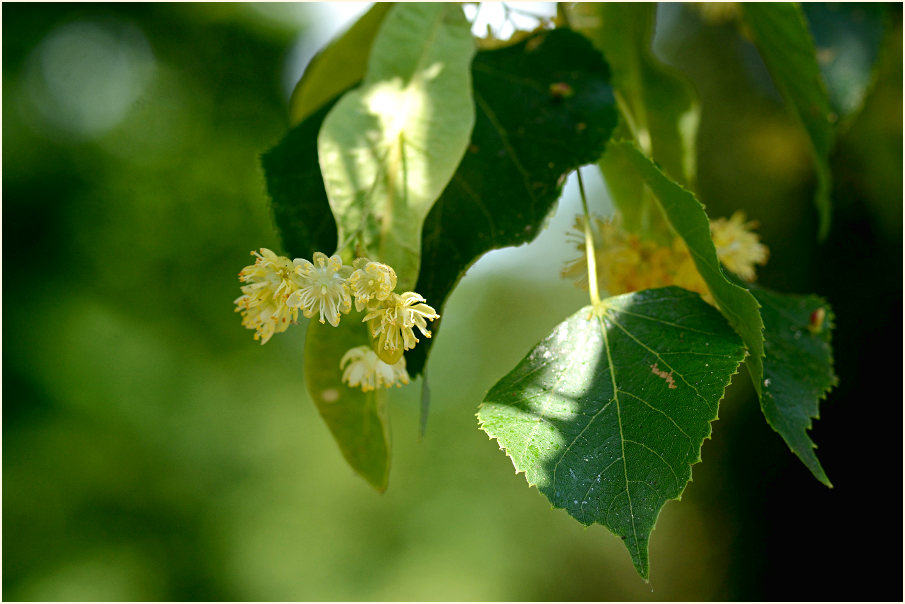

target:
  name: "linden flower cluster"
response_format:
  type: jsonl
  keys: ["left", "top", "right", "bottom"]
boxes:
{"left": 562, "top": 211, "right": 769, "bottom": 301}
{"left": 235, "top": 249, "right": 438, "bottom": 391}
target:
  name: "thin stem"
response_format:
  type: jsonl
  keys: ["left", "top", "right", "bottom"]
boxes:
{"left": 576, "top": 167, "right": 601, "bottom": 307}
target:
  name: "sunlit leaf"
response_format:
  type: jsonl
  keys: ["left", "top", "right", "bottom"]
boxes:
{"left": 289, "top": 3, "right": 394, "bottom": 126}
{"left": 740, "top": 3, "right": 835, "bottom": 239}
{"left": 479, "top": 287, "right": 746, "bottom": 579}
{"left": 304, "top": 319, "right": 391, "bottom": 492}
{"left": 611, "top": 140, "right": 766, "bottom": 397}
{"left": 751, "top": 286, "right": 837, "bottom": 487}
{"left": 406, "top": 27, "right": 619, "bottom": 376}
{"left": 318, "top": 3, "right": 476, "bottom": 290}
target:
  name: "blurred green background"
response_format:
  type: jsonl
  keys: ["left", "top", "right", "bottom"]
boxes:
{"left": 3, "top": 3, "right": 902, "bottom": 601}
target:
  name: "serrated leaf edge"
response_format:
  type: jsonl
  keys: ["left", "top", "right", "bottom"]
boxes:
{"left": 476, "top": 292, "right": 747, "bottom": 580}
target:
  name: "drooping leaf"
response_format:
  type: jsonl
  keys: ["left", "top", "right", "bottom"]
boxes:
{"left": 304, "top": 318, "right": 391, "bottom": 492}
{"left": 479, "top": 287, "right": 746, "bottom": 579}
{"left": 802, "top": 3, "right": 888, "bottom": 122}
{"left": 751, "top": 286, "right": 837, "bottom": 487}
{"left": 288, "top": 3, "right": 394, "bottom": 126}
{"left": 612, "top": 140, "right": 766, "bottom": 398}
{"left": 261, "top": 98, "right": 339, "bottom": 260}
{"left": 318, "top": 3, "right": 476, "bottom": 290}
{"left": 740, "top": 3, "right": 835, "bottom": 239}
{"left": 407, "top": 28, "right": 619, "bottom": 376}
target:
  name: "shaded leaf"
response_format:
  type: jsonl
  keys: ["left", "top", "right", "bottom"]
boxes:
{"left": 318, "top": 3, "right": 476, "bottom": 290}
{"left": 612, "top": 140, "right": 766, "bottom": 398}
{"left": 740, "top": 3, "right": 835, "bottom": 239}
{"left": 407, "top": 28, "right": 619, "bottom": 376}
{"left": 304, "top": 319, "right": 391, "bottom": 492}
{"left": 802, "top": 3, "right": 888, "bottom": 121}
{"left": 751, "top": 286, "right": 837, "bottom": 487}
{"left": 479, "top": 287, "right": 746, "bottom": 579}
{"left": 261, "top": 98, "right": 339, "bottom": 260}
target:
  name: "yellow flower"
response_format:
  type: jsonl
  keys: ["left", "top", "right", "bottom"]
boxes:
{"left": 562, "top": 217, "right": 682, "bottom": 296}
{"left": 235, "top": 248, "right": 299, "bottom": 344}
{"left": 340, "top": 345, "right": 410, "bottom": 392}
{"left": 562, "top": 212, "right": 769, "bottom": 300}
{"left": 363, "top": 292, "right": 439, "bottom": 364}
{"left": 348, "top": 258, "right": 397, "bottom": 312}
{"left": 287, "top": 252, "right": 352, "bottom": 327}
{"left": 709, "top": 211, "right": 769, "bottom": 281}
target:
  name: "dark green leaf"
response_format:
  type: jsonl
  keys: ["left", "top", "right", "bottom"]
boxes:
{"left": 407, "top": 28, "right": 619, "bottom": 376}
{"left": 802, "top": 3, "right": 887, "bottom": 121}
{"left": 304, "top": 319, "right": 391, "bottom": 492}
{"left": 288, "top": 3, "right": 394, "bottom": 126}
{"left": 612, "top": 140, "right": 766, "bottom": 398}
{"left": 740, "top": 3, "right": 835, "bottom": 239}
{"left": 751, "top": 286, "right": 837, "bottom": 487}
{"left": 261, "top": 98, "right": 339, "bottom": 260}
{"left": 318, "top": 3, "right": 476, "bottom": 290}
{"left": 479, "top": 287, "right": 746, "bottom": 579}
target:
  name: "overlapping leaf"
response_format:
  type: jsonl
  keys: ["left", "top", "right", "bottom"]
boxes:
{"left": 262, "top": 28, "right": 617, "bottom": 475}
{"left": 318, "top": 3, "right": 476, "bottom": 290}
{"left": 261, "top": 99, "right": 338, "bottom": 260}
{"left": 570, "top": 3, "right": 700, "bottom": 241}
{"left": 740, "top": 3, "right": 835, "bottom": 239}
{"left": 611, "top": 140, "right": 766, "bottom": 397}
{"left": 407, "top": 28, "right": 619, "bottom": 376}
{"left": 479, "top": 287, "right": 746, "bottom": 579}
{"left": 751, "top": 286, "right": 837, "bottom": 486}
{"left": 288, "top": 3, "right": 394, "bottom": 126}
{"left": 304, "top": 319, "right": 391, "bottom": 491}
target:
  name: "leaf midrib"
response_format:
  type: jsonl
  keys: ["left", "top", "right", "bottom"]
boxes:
{"left": 597, "top": 308, "right": 641, "bottom": 565}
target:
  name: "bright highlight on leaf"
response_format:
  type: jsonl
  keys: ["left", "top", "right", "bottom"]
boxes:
{"left": 479, "top": 287, "right": 747, "bottom": 579}
{"left": 317, "top": 3, "right": 476, "bottom": 290}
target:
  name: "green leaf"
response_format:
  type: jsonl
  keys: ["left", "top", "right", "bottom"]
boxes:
{"left": 304, "top": 319, "right": 391, "bottom": 492}
{"left": 407, "top": 28, "right": 619, "bottom": 376}
{"left": 751, "top": 286, "right": 837, "bottom": 487}
{"left": 288, "top": 3, "right": 394, "bottom": 126}
{"left": 569, "top": 3, "right": 699, "bottom": 242}
{"left": 740, "top": 3, "right": 835, "bottom": 239}
{"left": 318, "top": 3, "right": 476, "bottom": 290}
{"left": 261, "top": 28, "right": 617, "bottom": 473}
{"left": 612, "top": 140, "right": 766, "bottom": 398}
{"left": 261, "top": 98, "right": 339, "bottom": 260}
{"left": 478, "top": 287, "right": 746, "bottom": 579}
{"left": 802, "top": 3, "right": 888, "bottom": 122}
